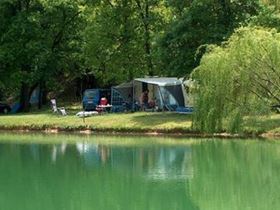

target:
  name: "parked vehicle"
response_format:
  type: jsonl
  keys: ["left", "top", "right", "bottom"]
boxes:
{"left": 82, "top": 89, "right": 111, "bottom": 111}
{"left": 0, "top": 103, "right": 11, "bottom": 114}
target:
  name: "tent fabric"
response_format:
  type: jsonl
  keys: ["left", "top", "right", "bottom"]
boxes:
{"left": 112, "top": 82, "right": 133, "bottom": 105}
{"left": 134, "top": 78, "right": 182, "bottom": 86}
{"left": 111, "top": 77, "right": 188, "bottom": 110}
{"left": 161, "top": 85, "right": 185, "bottom": 107}
{"left": 133, "top": 80, "right": 164, "bottom": 109}
{"left": 113, "top": 81, "right": 133, "bottom": 89}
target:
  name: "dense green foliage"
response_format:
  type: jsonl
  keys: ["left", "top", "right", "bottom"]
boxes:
{"left": 192, "top": 27, "right": 280, "bottom": 133}
{"left": 0, "top": 0, "right": 280, "bottom": 114}
{"left": 0, "top": 0, "right": 86, "bottom": 108}
{"left": 84, "top": 0, "right": 170, "bottom": 84}
{"left": 158, "top": 0, "right": 260, "bottom": 76}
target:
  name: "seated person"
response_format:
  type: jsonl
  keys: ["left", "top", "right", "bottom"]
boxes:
{"left": 100, "top": 96, "right": 108, "bottom": 106}
{"left": 140, "top": 90, "right": 149, "bottom": 110}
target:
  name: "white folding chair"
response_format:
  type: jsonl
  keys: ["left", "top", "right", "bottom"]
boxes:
{"left": 50, "top": 99, "right": 67, "bottom": 116}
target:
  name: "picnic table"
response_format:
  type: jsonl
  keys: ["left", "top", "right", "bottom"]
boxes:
{"left": 96, "top": 104, "right": 113, "bottom": 113}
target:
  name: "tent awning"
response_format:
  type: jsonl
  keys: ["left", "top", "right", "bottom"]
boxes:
{"left": 134, "top": 77, "right": 182, "bottom": 86}
{"left": 113, "top": 81, "right": 133, "bottom": 89}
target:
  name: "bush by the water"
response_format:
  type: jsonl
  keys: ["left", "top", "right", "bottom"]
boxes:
{"left": 192, "top": 27, "right": 280, "bottom": 133}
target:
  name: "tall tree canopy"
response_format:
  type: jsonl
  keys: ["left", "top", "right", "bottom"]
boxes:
{"left": 84, "top": 0, "right": 171, "bottom": 85}
{"left": 0, "top": 0, "right": 86, "bottom": 110}
{"left": 0, "top": 0, "right": 280, "bottom": 112}
{"left": 158, "top": 0, "right": 261, "bottom": 77}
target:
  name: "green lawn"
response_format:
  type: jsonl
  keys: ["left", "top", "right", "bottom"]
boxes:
{"left": 243, "top": 114, "right": 280, "bottom": 135}
{"left": 0, "top": 106, "right": 279, "bottom": 137}
{"left": 0, "top": 111, "right": 193, "bottom": 133}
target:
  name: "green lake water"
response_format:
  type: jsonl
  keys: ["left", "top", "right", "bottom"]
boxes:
{"left": 0, "top": 133, "right": 279, "bottom": 210}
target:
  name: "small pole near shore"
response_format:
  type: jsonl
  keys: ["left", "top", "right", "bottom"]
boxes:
{"left": 132, "top": 80, "right": 135, "bottom": 112}
{"left": 83, "top": 111, "right": 85, "bottom": 123}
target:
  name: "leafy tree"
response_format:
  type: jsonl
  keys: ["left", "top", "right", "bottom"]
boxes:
{"left": 84, "top": 0, "right": 170, "bottom": 85}
{"left": 0, "top": 0, "right": 86, "bottom": 110}
{"left": 191, "top": 27, "right": 280, "bottom": 133}
{"left": 84, "top": 0, "right": 143, "bottom": 85}
{"left": 1, "top": 0, "right": 280, "bottom": 113}
{"left": 164, "top": 0, "right": 192, "bottom": 17}
{"left": 262, "top": 0, "right": 280, "bottom": 9}
{"left": 158, "top": 0, "right": 261, "bottom": 77}
{"left": 250, "top": 4, "right": 280, "bottom": 30}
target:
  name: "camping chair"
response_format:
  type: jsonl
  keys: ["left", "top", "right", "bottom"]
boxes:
{"left": 50, "top": 99, "right": 67, "bottom": 116}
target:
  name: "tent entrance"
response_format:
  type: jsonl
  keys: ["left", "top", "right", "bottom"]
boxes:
{"left": 133, "top": 80, "right": 164, "bottom": 110}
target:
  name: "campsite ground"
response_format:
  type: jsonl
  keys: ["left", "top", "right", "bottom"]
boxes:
{"left": 0, "top": 103, "right": 279, "bottom": 138}
{"left": 0, "top": 111, "right": 193, "bottom": 134}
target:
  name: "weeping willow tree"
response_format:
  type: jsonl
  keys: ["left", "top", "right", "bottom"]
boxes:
{"left": 191, "top": 27, "right": 280, "bottom": 133}
{"left": 262, "top": 0, "right": 280, "bottom": 9}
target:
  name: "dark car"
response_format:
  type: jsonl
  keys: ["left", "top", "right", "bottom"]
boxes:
{"left": 82, "top": 89, "right": 111, "bottom": 111}
{"left": 0, "top": 103, "right": 11, "bottom": 114}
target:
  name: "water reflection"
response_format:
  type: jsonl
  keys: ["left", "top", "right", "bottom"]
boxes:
{"left": 0, "top": 138, "right": 279, "bottom": 210}
{"left": 190, "top": 141, "right": 280, "bottom": 210}
{"left": 49, "top": 142, "right": 193, "bottom": 180}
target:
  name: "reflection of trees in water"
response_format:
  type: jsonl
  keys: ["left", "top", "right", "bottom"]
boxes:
{"left": 51, "top": 143, "right": 67, "bottom": 162}
{"left": 21, "top": 142, "right": 194, "bottom": 182}
{"left": 93, "top": 145, "right": 194, "bottom": 181}
{"left": 2, "top": 141, "right": 279, "bottom": 210}
{"left": 189, "top": 141, "right": 280, "bottom": 210}
{"left": 0, "top": 142, "right": 198, "bottom": 210}
{"left": 53, "top": 142, "right": 194, "bottom": 181}
{"left": 139, "top": 147, "right": 193, "bottom": 180}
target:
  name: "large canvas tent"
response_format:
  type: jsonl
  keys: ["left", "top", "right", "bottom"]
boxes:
{"left": 111, "top": 77, "right": 188, "bottom": 111}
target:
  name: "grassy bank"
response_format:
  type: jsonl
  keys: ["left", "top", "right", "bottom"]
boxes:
{"left": 0, "top": 107, "right": 279, "bottom": 138}
{"left": 0, "top": 111, "right": 193, "bottom": 134}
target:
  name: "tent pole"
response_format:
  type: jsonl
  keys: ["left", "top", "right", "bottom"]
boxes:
{"left": 110, "top": 87, "right": 113, "bottom": 106}
{"left": 132, "top": 80, "right": 135, "bottom": 112}
{"left": 158, "top": 86, "right": 165, "bottom": 112}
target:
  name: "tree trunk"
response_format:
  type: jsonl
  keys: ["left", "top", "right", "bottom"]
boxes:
{"left": 19, "top": 82, "right": 30, "bottom": 112}
{"left": 144, "top": 0, "right": 153, "bottom": 76}
{"left": 38, "top": 81, "right": 47, "bottom": 109}
{"left": 144, "top": 22, "right": 153, "bottom": 76}
{"left": 135, "top": 0, "right": 154, "bottom": 76}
